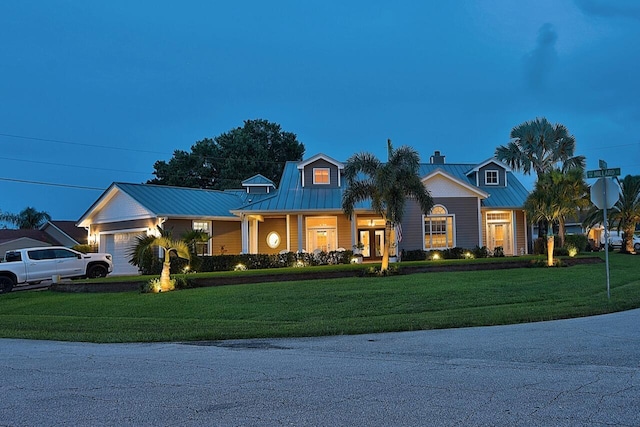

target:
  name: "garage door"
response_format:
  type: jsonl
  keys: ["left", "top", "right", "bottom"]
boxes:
{"left": 102, "top": 232, "right": 142, "bottom": 276}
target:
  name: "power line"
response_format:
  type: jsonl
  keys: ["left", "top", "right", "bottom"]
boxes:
{"left": 0, "top": 156, "right": 151, "bottom": 176}
{"left": 0, "top": 177, "right": 105, "bottom": 191}
{"left": 0, "top": 133, "right": 169, "bottom": 155}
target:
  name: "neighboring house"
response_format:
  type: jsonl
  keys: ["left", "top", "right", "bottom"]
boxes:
{"left": 77, "top": 151, "right": 531, "bottom": 275}
{"left": 0, "top": 221, "right": 84, "bottom": 258}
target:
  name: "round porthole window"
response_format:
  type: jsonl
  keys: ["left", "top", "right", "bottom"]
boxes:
{"left": 266, "top": 231, "right": 281, "bottom": 249}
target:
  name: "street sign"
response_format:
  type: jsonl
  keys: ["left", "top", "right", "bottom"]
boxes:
{"left": 599, "top": 159, "right": 607, "bottom": 169}
{"left": 590, "top": 178, "right": 620, "bottom": 209}
{"left": 587, "top": 168, "right": 621, "bottom": 179}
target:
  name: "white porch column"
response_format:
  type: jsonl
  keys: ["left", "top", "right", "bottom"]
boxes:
{"left": 477, "top": 199, "right": 483, "bottom": 247}
{"left": 523, "top": 210, "right": 529, "bottom": 255}
{"left": 241, "top": 214, "right": 249, "bottom": 254}
{"left": 286, "top": 215, "right": 291, "bottom": 252}
{"left": 512, "top": 210, "right": 518, "bottom": 256}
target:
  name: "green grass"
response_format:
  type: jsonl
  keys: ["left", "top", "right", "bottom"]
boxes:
{"left": 1, "top": 253, "right": 638, "bottom": 343}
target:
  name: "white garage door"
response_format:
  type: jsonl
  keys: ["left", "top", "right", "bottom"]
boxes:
{"left": 102, "top": 232, "right": 141, "bottom": 276}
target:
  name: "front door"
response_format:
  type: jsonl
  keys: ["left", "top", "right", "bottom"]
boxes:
{"left": 487, "top": 223, "right": 512, "bottom": 255}
{"left": 358, "top": 229, "right": 385, "bottom": 260}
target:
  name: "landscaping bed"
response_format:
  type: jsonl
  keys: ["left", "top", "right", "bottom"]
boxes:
{"left": 49, "top": 256, "right": 603, "bottom": 293}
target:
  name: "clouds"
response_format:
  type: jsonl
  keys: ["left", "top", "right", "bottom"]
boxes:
{"left": 574, "top": 0, "right": 640, "bottom": 20}
{"left": 523, "top": 23, "right": 558, "bottom": 90}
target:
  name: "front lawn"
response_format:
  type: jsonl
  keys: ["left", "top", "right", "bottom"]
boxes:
{"left": 0, "top": 252, "right": 638, "bottom": 343}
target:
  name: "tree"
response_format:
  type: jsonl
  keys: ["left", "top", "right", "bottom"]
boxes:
{"left": 583, "top": 175, "right": 640, "bottom": 253}
{"left": 149, "top": 119, "right": 305, "bottom": 190}
{"left": 0, "top": 207, "right": 51, "bottom": 229}
{"left": 524, "top": 170, "right": 565, "bottom": 266}
{"left": 342, "top": 140, "right": 434, "bottom": 272}
{"left": 495, "top": 117, "right": 586, "bottom": 178}
{"left": 128, "top": 227, "right": 190, "bottom": 292}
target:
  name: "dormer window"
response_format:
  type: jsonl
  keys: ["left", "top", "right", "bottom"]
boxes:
{"left": 313, "top": 168, "right": 330, "bottom": 185}
{"left": 485, "top": 170, "right": 499, "bottom": 185}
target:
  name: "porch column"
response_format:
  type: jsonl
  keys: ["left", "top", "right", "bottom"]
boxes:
{"left": 286, "top": 215, "right": 291, "bottom": 252}
{"left": 477, "top": 199, "right": 483, "bottom": 247}
{"left": 241, "top": 214, "right": 249, "bottom": 254}
{"left": 251, "top": 218, "right": 259, "bottom": 254}
{"left": 512, "top": 210, "right": 518, "bottom": 256}
{"left": 523, "top": 211, "right": 529, "bottom": 255}
{"left": 297, "top": 214, "right": 304, "bottom": 252}
{"left": 351, "top": 213, "right": 358, "bottom": 249}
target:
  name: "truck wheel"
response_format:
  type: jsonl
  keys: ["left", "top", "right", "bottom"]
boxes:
{"left": 0, "top": 276, "right": 15, "bottom": 294}
{"left": 635, "top": 243, "right": 640, "bottom": 252}
{"left": 87, "top": 265, "right": 108, "bottom": 279}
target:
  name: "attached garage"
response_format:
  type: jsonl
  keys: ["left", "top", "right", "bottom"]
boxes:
{"left": 101, "top": 232, "right": 142, "bottom": 276}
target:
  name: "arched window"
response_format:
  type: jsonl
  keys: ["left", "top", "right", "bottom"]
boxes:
{"left": 424, "top": 205, "right": 455, "bottom": 249}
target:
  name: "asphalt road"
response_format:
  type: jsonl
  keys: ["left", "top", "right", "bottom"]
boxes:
{"left": 1, "top": 309, "right": 639, "bottom": 426}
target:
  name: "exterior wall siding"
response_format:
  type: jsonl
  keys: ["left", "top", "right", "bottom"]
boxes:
{"left": 401, "top": 197, "right": 480, "bottom": 251}
{"left": 478, "top": 164, "right": 506, "bottom": 187}
{"left": 303, "top": 159, "right": 340, "bottom": 189}
{"left": 515, "top": 210, "right": 527, "bottom": 255}
{"left": 337, "top": 214, "right": 352, "bottom": 250}
{"left": 212, "top": 221, "right": 242, "bottom": 255}
{"left": 258, "top": 217, "right": 287, "bottom": 254}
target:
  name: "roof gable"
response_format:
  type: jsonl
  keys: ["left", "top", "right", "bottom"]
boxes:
{"left": 297, "top": 153, "right": 344, "bottom": 170}
{"left": 466, "top": 158, "right": 511, "bottom": 175}
{"left": 422, "top": 169, "right": 489, "bottom": 199}
{"left": 242, "top": 174, "right": 276, "bottom": 188}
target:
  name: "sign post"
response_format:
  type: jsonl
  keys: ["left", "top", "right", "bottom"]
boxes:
{"left": 588, "top": 161, "right": 621, "bottom": 299}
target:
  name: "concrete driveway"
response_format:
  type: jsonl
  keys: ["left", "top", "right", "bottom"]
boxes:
{"left": 1, "top": 309, "right": 639, "bottom": 426}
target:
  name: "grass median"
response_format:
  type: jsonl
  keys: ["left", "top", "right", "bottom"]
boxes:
{"left": 0, "top": 252, "right": 638, "bottom": 343}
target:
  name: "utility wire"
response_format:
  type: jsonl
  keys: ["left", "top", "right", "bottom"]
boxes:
{"left": 0, "top": 156, "right": 151, "bottom": 176}
{"left": 0, "top": 177, "right": 105, "bottom": 191}
{"left": 0, "top": 133, "right": 168, "bottom": 155}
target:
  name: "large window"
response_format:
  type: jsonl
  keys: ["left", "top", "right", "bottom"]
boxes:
{"left": 192, "top": 221, "right": 211, "bottom": 256}
{"left": 313, "top": 168, "right": 330, "bottom": 185}
{"left": 424, "top": 205, "right": 455, "bottom": 249}
{"left": 306, "top": 216, "right": 337, "bottom": 252}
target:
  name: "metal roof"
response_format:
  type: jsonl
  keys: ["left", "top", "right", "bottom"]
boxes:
{"left": 113, "top": 182, "right": 243, "bottom": 218}
{"left": 236, "top": 159, "right": 529, "bottom": 213}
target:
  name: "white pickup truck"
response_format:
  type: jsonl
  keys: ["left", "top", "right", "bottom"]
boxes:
{"left": 0, "top": 246, "right": 113, "bottom": 293}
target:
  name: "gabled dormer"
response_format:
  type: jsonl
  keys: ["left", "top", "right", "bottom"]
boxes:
{"left": 297, "top": 153, "right": 344, "bottom": 188}
{"left": 466, "top": 158, "right": 510, "bottom": 187}
{"left": 241, "top": 174, "right": 276, "bottom": 194}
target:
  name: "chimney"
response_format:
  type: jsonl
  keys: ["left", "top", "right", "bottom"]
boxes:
{"left": 430, "top": 151, "right": 445, "bottom": 164}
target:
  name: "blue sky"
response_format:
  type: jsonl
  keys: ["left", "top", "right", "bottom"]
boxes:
{"left": 1, "top": 0, "right": 639, "bottom": 223}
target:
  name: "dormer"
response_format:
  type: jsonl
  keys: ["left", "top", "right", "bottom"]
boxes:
{"left": 466, "top": 158, "right": 510, "bottom": 187}
{"left": 241, "top": 174, "right": 276, "bottom": 194}
{"left": 297, "top": 153, "right": 344, "bottom": 188}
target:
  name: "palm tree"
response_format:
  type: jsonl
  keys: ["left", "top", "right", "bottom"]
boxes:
{"left": 495, "top": 117, "right": 586, "bottom": 178}
{"left": 182, "top": 229, "right": 211, "bottom": 256}
{"left": 553, "top": 168, "right": 590, "bottom": 247}
{"left": 525, "top": 170, "right": 567, "bottom": 266}
{"left": 342, "top": 140, "right": 434, "bottom": 272}
{"left": 128, "top": 227, "right": 190, "bottom": 291}
{"left": 0, "top": 207, "right": 51, "bottom": 229}
{"left": 583, "top": 175, "right": 640, "bottom": 253}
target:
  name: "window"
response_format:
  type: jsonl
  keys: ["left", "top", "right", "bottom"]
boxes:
{"left": 266, "top": 231, "right": 281, "bottom": 249}
{"left": 424, "top": 205, "right": 455, "bottom": 249}
{"left": 485, "top": 170, "right": 499, "bottom": 185}
{"left": 306, "top": 216, "right": 337, "bottom": 252}
{"left": 192, "top": 221, "right": 211, "bottom": 256}
{"left": 313, "top": 168, "right": 330, "bottom": 185}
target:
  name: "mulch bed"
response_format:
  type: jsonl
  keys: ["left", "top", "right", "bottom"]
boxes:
{"left": 50, "top": 256, "right": 603, "bottom": 293}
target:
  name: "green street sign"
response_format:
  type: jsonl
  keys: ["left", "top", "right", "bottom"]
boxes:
{"left": 587, "top": 168, "right": 621, "bottom": 179}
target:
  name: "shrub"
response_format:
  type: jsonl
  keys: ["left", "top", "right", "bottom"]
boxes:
{"left": 442, "top": 247, "right": 465, "bottom": 259}
{"left": 402, "top": 249, "right": 427, "bottom": 261}
{"left": 360, "top": 264, "right": 400, "bottom": 277}
{"left": 72, "top": 244, "right": 96, "bottom": 254}
{"left": 472, "top": 245, "right": 490, "bottom": 258}
{"left": 564, "top": 234, "right": 588, "bottom": 253}
{"left": 533, "top": 238, "right": 546, "bottom": 255}
{"left": 493, "top": 246, "right": 505, "bottom": 257}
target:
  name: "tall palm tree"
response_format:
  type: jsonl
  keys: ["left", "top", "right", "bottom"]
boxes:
{"left": 0, "top": 207, "right": 51, "bottom": 229}
{"left": 128, "top": 227, "right": 190, "bottom": 291}
{"left": 495, "top": 117, "right": 586, "bottom": 178}
{"left": 553, "top": 168, "right": 590, "bottom": 247}
{"left": 583, "top": 175, "right": 640, "bottom": 253}
{"left": 342, "top": 140, "right": 434, "bottom": 272}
